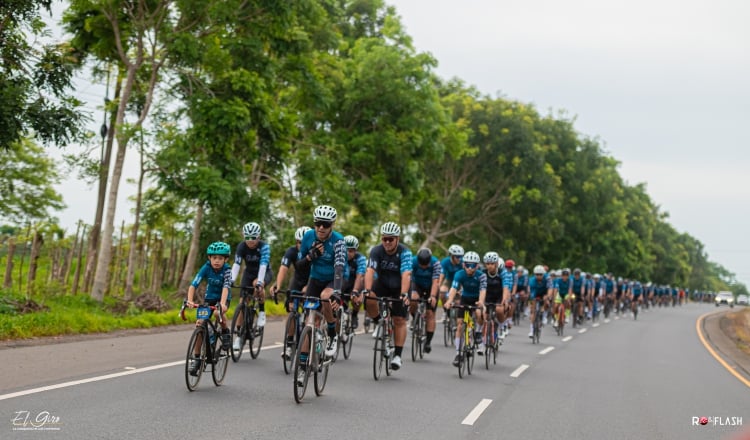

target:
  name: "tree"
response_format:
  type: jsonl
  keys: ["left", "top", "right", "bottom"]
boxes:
{"left": 0, "top": 139, "right": 65, "bottom": 223}
{"left": 0, "top": 0, "right": 86, "bottom": 150}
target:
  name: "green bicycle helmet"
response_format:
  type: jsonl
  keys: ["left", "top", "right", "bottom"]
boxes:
{"left": 207, "top": 241, "right": 231, "bottom": 256}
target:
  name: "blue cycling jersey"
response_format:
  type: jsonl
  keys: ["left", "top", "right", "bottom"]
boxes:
{"left": 451, "top": 269, "right": 487, "bottom": 298}
{"left": 411, "top": 255, "right": 441, "bottom": 289}
{"left": 632, "top": 282, "right": 643, "bottom": 296}
{"left": 528, "top": 274, "right": 549, "bottom": 299}
{"left": 572, "top": 275, "right": 585, "bottom": 295}
{"left": 440, "top": 256, "right": 463, "bottom": 283}
{"left": 555, "top": 277, "right": 572, "bottom": 297}
{"left": 298, "top": 229, "right": 348, "bottom": 283}
{"left": 191, "top": 261, "right": 232, "bottom": 302}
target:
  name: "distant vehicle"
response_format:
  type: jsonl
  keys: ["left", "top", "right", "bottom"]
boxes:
{"left": 737, "top": 294, "right": 749, "bottom": 306}
{"left": 715, "top": 291, "right": 734, "bottom": 308}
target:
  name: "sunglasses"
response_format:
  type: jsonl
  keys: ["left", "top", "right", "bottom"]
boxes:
{"left": 381, "top": 236, "right": 397, "bottom": 243}
{"left": 314, "top": 221, "right": 332, "bottom": 229}
{"left": 464, "top": 263, "right": 478, "bottom": 269}
{"left": 244, "top": 235, "right": 259, "bottom": 241}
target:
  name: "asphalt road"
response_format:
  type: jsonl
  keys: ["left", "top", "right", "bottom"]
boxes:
{"left": 1, "top": 304, "right": 748, "bottom": 440}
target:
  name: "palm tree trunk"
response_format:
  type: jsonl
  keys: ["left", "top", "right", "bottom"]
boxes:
{"left": 177, "top": 204, "right": 203, "bottom": 297}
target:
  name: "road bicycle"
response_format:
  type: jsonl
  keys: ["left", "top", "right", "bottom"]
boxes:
{"left": 368, "top": 295, "right": 401, "bottom": 381}
{"left": 410, "top": 297, "right": 428, "bottom": 362}
{"left": 292, "top": 294, "right": 335, "bottom": 403}
{"left": 180, "top": 301, "right": 230, "bottom": 391}
{"left": 335, "top": 293, "right": 357, "bottom": 361}
{"left": 483, "top": 303, "right": 501, "bottom": 369}
{"left": 230, "top": 286, "right": 265, "bottom": 362}
{"left": 454, "top": 304, "right": 478, "bottom": 378}
{"left": 443, "top": 306, "right": 457, "bottom": 347}
{"left": 279, "top": 289, "right": 304, "bottom": 374}
{"left": 531, "top": 298, "right": 545, "bottom": 344}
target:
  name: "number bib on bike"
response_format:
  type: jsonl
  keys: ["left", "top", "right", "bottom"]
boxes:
{"left": 197, "top": 306, "right": 212, "bottom": 320}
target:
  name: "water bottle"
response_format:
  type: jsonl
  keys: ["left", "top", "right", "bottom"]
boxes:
{"left": 315, "top": 329, "right": 324, "bottom": 354}
{"left": 208, "top": 326, "right": 216, "bottom": 345}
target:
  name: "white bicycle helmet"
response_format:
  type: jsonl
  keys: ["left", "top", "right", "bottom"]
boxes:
{"left": 448, "top": 244, "right": 464, "bottom": 256}
{"left": 483, "top": 251, "right": 499, "bottom": 264}
{"left": 313, "top": 205, "right": 337, "bottom": 222}
{"left": 380, "top": 222, "right": 401, "bottom": 236}
{"left": 295, "top": 226, "right": 312, "bottom": 241}
{"left": 533, "top": 265, "right": 545, "bottom": 275}
{"left": 344, "top": 235, "right": 359, "bottom": 249}
{"left": 463, "top": 251, "right": 480, "bottom": 264}
{"left": 243, "top": 222, "right": 261, "bottom": 239}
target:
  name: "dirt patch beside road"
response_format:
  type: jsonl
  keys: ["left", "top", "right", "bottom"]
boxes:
{"left": 720, "top": 307, "right": 750, "bottom": 356}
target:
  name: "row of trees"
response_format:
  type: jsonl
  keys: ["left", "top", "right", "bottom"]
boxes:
{"left": 1, "top": 0, "right": 746, "bottom": 301}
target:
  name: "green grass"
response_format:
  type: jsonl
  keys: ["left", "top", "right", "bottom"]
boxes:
{"left": 0, "top": 288, "right": 288, "bottom": 341}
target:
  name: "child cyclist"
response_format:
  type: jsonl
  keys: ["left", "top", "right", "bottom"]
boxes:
{"left": 186, "top": 241, "right": 232, "bottom": 375}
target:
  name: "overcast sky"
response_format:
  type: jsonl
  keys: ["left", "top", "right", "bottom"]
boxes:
{"left": 48, "top": 0, "right": 750, "bottom": 285}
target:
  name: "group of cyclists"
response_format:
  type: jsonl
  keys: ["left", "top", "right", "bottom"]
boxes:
{"left": 185, "top": 204, "right": 694, "bottom": 380}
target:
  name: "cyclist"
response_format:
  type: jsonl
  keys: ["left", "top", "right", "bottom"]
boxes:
{"left": 503, "top": 259, "right": 517, "bottom": 333}
{"left": 295, "top": 205, "right": 348, "bottom": 378}
{"left": 553, "top": 268, "right": 573, "bottom": 329}
{"left": 186, "top": 242, "right": 232, "bottom": 375}
{"left": 571, "top": 268, "right": 586, "bottom": 325}
{"left": 272, "top": 226, "right": 312, "bottom": 359}
{"left": 516, "top": 266, "right": 529, "bottom": 317}
{"left": 231, "top": 222, "right": 272, "bottom": 353}
{"left": 444, "top": 251, "right": 487, "bottom": 367}
{"left": 343, "top": 235, "right": 366, "bottom": 329}
{"left": 528, "top": 264, "right": 551, "bottom": 337}
{"left": 409, "top": 247, "right": 441, "bottom": 354}
{"left": 604, "top": 273, "right": 616, "bottom": 313}
{"left": 363, "top": 222, "right": 413, "bottom": 371}
{"left": 630, "top": 279, "right": 643, "bottom": 316}
{"left": 482, "top": 252, "right": 511, "bottom": 352}
{"left": 439, "top": 245, "right": 465, "bottom": 312}
{"left": 590, "top": 273, "right": 602, "bottom": 318}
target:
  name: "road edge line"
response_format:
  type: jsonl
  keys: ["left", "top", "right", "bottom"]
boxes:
{"left": 696, "top": 312, "right": 750, "bottom": 389}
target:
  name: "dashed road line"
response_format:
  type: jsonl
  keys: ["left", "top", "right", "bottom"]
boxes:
{"left": 539, "top": 346, "right": 555, "bottom": 355}
{"left": 510, "top": 364, "right": 530, "bottom": 378}
{"left": 562, "top": 336, "right": 573, "bottom": 342}
{"left": 461, "top": 399, "right": 493, "bottom": 425}
{"left": 578, "top": 328, "right": 587, "bottom": 334}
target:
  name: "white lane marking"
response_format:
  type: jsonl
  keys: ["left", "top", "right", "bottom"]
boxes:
{"left": 578, "top": 328, "right": 587, "bottom": 334}
{"left": 562, "top": 336, "right": 573, "bottom": 342}
{"left": 592, "top": 323, "right": 600, "bottom": 328}
{"left": 604, "top": 319, "right": 610, "bottom": 324}
{"left": 615, "top": 316, "right": 620, "bottom": 320}
{"left": 0, "top": 343, "right": 284, "bottom": 401}
{"left": 462, "top": 399, "right": 493, "bottom": 425}
{"left": 539, "top": 346, "right": 555, "bottom": 355}
{"left": 510, "top": 364, "right": 530, "bottom": 378}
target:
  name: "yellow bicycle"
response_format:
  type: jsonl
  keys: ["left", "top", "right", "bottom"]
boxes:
{"left": 455, "top": 304, "right": 478, "bottom": 378}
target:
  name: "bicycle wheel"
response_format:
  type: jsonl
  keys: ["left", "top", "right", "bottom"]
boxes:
{"left": 314, "top": 329, "right": 329, "bottom": 396}
{"left": 342, "top": 312, "right": 354, "bottom": 360}
{"left": 282, "top": 313, "right": 296, "bottom": 374}
{"left": 457, "top": 328, "right": 465, "bottom": 379}
{"left": 293, "top": 326, "right": 313, "bottom": 403}
{"left": 411, "top": 313, "right": 421, "bottom": 362}
{"left": 373, "top": 328, "right": 385, "bottom": 381}
{"left": 443, "top": 317, "right": 451, "bottom": 347}
{"left": 249, "top": 308, "right": 263, "bottom": 359}
{"left": 385, "top": 330, "right": 393, "bottom": 377}
{"left": 418, "top": 315, "right": 425, "bottom": 359}
{"left": 485, "top": 322, "right": 493, "bottom": 370}
{"left": 466, "top": 336, "right": 475, "bottom": 375}
{"left": 185, "top": 326, "right": 206, "bottom": 391}
{"left": 211, "top": 335, "right": 229, "bottom": 386}
{"left": 230, "top": 304, "right": 246, "bottom": 362}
